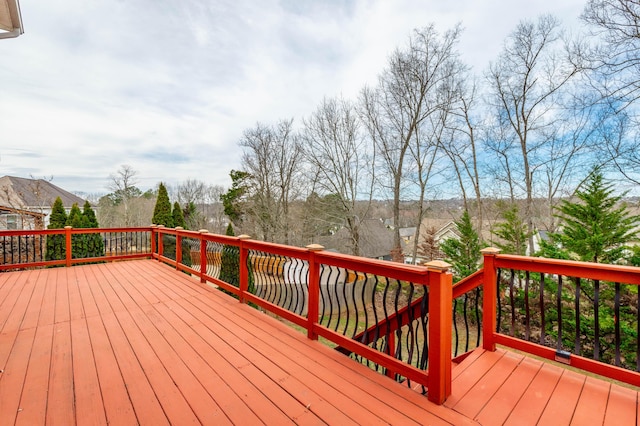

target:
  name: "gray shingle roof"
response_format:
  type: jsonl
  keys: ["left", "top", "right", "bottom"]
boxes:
{"left": 0, "top": 176, "right": 86, "bottom": 209}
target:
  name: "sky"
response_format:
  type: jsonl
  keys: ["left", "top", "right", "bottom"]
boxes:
{"left": 0, "top": 0, "right": 588, "bottom": 197}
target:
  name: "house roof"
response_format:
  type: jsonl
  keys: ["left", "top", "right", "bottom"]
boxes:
{"left": 317, "top": 219, "right": 404, "bottom": 259}
{"left": 0, "top": 176, "right": 87, "bottom": 210}
{"left": 0, "top": 0, "right": 23, "bottom": 38}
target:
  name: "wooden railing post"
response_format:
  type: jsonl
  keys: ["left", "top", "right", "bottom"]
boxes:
{"left": 306, "top": 244, "right": 324, "bottom": 340}
{"left": 199, "top": 230, "right": 208, "bottom": 283}
{"left": 481, "top": 247, "right": 501, "bottom": 351}
{"left": 64, "top": 226, "right": 72, "bottom": 267}
{"left": 238, "top": 235, "right": 251, "bottom": 304}
{"left": 426, "top": 260, "right": 453, "bottom": 405}
{"left": 157, "top": 226, "right": 165, "bottom": 258}
{"left": 175, "top": 227, "right": 183, "bottom": 269}
{"left": 150, "top": 225, "right": 157, "bottom": 259}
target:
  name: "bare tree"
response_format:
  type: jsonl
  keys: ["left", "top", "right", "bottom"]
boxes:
{"left": 581, "top": 0, "right": 640, "bottom": 108}
{"left": 487, "top": 15, "right": 580, "bottom": 253}
{"left": 240, "top": 119, "right": 302, "bottom": 243}
{"left": 360, "top": 24, "right": 463, "bottom": 260}
{"left": 107, "top": 165, "right": 140, "bottom": 227}
{"left": 440, "top": 77, "right": 486, "bottom": 236}
{"left": 301, "top": 97, "right": 374, "bottom": 256}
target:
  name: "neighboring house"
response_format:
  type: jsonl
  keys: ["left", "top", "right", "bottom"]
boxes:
{"left": 0, "top": 176, "right": 87, "bottom": 230}
{"left": 318, "top": 218, "right": 404, "bottom": 261}
{"left": 399, "top": 227, "right": 417, "bottom": 245}
{"left": 0, "top": 0, "right": 23, "bottom": 39}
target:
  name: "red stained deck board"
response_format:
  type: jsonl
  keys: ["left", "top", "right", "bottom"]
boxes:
{"left": 123, "top": 307, "right": 233, "bottom": 425}
{"left": 475, "top": 355, "right": 542, "bottom": 425}
{"left": 603, "top": 383, "right": 638, "bottom": 426}
{"left": 99, "top": 312, "right": 170, "bottom": 426}
{"left": 155, "top": 299, "right": 320, "bottom": 424}
{"left": 0, "top": 269, "right": 36, "bottom": 333}
{"left": 109, "top": 309, "right": 204, "bottom": 425}
{"left": 53, "top": 268, "right": 71, "bottom": 324}
{"left": 84, "top": 315, "right": 138, "bottom": 425}
{"left": 571, "top": 376, "right": 611, "bottom": 425}
{"left": 19, "top": 270, "right": 48, "bottom": 331}
{"left": 145, "top": 303, "right": 292, "bottom": 425}
{"left": 46, "top": 320, "right": 75, "bottom": 426}
{"left": 451, "top": 349, "right": 522, "bottom": 419}
{"left": 0, "top": 327, "right": 36, "bottom": 426}
{"left": 537, "top": 369, "right": 586, "bottom": 425}
{"left": 67, "top": 268, "right": 86, "bottom": 321}
{"left": 188, "top": 291, "right": 451, "bottom": 426}
{"left": 14, "top": 324, "right": 53, "bottom": 426}
{"left": 445, "top": 349, "right": 508, "bottom": 408}
{"left": 504, "top": 361, "right": 563, "bottom": 426}
{"left": 70, "top": 318, "right": 107, "bottom": 426}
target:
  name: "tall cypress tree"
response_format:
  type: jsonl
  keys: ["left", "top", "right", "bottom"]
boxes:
{"left": 82, "top": 201, "right": 104, "bottom": 258}
{"left": 172, "top": 202, "right": 186, "bottom": 229}
{"left": 46, "top": 197, "right": 68, "bottom": 261}
{"left": 152, "top": 183, "right": 174, "bottom": 227}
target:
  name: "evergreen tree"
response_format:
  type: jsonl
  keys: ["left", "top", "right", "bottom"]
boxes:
{"left": 172, "top": 202, "right": 186, "bottom": 229}
{"left": 152, "top": 182, "right": 174, "bottom": 227}
{"left": 82, "top": 201, "right": 104, "bottom": 258}
{"left": 220, "top": 170, "right": 251, "bottom": 224}
{"left": 219, "top": 223, "right": 240, "bottom": 290}
{"left": 550, "top": 167, "right": 639, "bottom": 264}
{"left": 440, "top": 210, "right": 482, "bottom": 282}
{"left": 492, "top": 204, "right": 530, "bottom": 255}
{"left": 67, "top": 203, "right": 86, "bottom": 258}
{"left": 46, "top": 197, "right": 68, "bottom": 261}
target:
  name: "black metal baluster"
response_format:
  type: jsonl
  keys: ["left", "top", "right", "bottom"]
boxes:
{"left": 474, "top": 286, "right": 481, "bottom": 348}
{"left": 525, "top": 271, "right": 530, "bottom": 341}
{"left": 509, "top": 269, "right": 516, "bottom": 336}
{"left": 594, "top": 279, "right": 600, "bottom": 361}
{"left": 575, "top": 278, "right": 581, "bottom": 355}
{"left": 453, "top": 298, "right": 459, "bottom": 356}
{"left": 496, "top": 269, "right": 502, "bottom": 333}
{"left": 557, "top": 275, "right": 563, "bottom": 351}
{"left": 463, "top": 293, "right": 470, "bottom": 352}
{"left": 615, "top": 282, "right": 621, "bottom": 367}
{"left": 539, "top": 273, "right": 545, "bottom": 346}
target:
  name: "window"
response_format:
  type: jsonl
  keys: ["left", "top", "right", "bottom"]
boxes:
{"left": 6, "top": 214, "right": 18, "bottom": 230}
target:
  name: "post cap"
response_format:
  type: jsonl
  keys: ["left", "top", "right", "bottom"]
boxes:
{"left": 237, "top": 234, "right": 251, "bottom": 240}
{"left": 198, "top": 229, "right": 209, "bottom": 234}
{"left": 424, "top": 260, "right": 451, "bottom": 271}
{"left": 480, "top": 247, "right": 502, "bottom": 255}
{"left": 306, "top": 243, "right": 325, "bottom": 251}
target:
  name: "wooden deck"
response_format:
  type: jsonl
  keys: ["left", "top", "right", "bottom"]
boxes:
{"left": 0, "top": 260, "right": 637, "bottom": 425}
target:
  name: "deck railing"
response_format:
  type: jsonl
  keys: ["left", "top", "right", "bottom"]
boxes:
{"left": 479, "top": 248, "right": 640, "bottom": 388}
{"left": 3, "top": 226, "right": 640, "bottom": 401}
{"left": 152, "top": 225, "right": 453, "bottom": 404}
{"left": 0, "top": 226, "right": 151, "bottom": 270}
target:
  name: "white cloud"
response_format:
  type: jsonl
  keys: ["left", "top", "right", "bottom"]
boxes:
{"left": 0, "top": 0, "right": 587, "bottom": 195}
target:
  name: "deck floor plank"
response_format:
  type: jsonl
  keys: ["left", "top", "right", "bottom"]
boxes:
{"left": 19, "top": 270, "right": 47, "bottom": 331}
{"left": 70, "top": 318, "right": 107, "bottom": 426}
{"left": 14, "top": 324, "right": 53, "bottom": 426}
{"left": 475, "top": 355, "right": 542, "bottom": 425}
{"left": 0, "top": 269, "right": 36, "bottom": 334}
{"left": 603, "top": 383, "right": 637, "bottom": 426}
{"left": 537, "top": 369, "right": 586, "bottom": 425}
{"left": 46, "top": 319, "right": 75, "bottom": 426}
{"left": 0, "top": 327, "right": 36, "bottom": 426}
{"left": 503, "top": 361, "right": 563, "bottom": 426}
{"left": 2, "top": 260, "right": 639, "bottom": 425}
{"left": 571, "top": 376, "right": 610, "bottom": 425}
